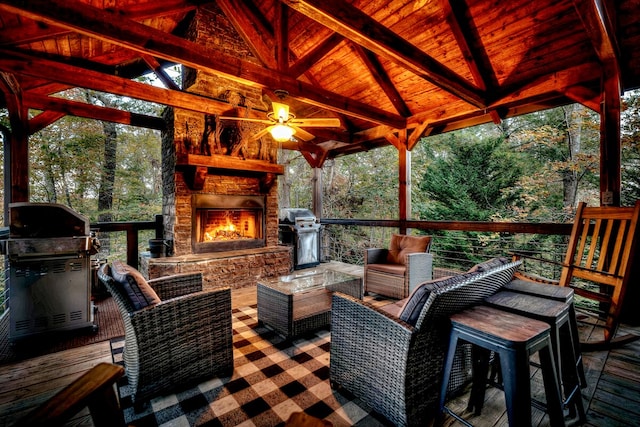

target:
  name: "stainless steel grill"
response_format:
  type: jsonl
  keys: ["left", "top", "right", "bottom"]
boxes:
{"left": 1, "top": 203, "right": 98, "bottom": 340}
{"left": 279, "top": 208, "right": 321, "bottom": 270}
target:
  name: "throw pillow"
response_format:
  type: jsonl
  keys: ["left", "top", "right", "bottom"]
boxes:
{"left": 386, "top": 234, "right": 432, "bottom": 265}
{"left": 110, "top": 260, "right": 161, "bottom": 310}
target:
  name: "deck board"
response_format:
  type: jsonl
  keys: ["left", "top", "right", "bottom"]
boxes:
{"left": 0, "top": 261, "right": 639, "bottom": 427}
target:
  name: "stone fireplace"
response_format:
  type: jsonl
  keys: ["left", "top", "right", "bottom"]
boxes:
{"left": 139, "top": 5, "right": 293, "bottom": 289}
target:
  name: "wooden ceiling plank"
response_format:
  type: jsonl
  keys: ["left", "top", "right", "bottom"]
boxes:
{"left": 353, "top": 44, "right": 412, "bottom": 117}
{"left": 280, "top": 0, "right": 487, "bottom": 108}
{"left": 142, "top": 55, "right": 181, "bottom": 91}
{"left": 0, "top": 0, "right": 405, "bottom": 129}
{"left": 288, "top": 32, "right": 343, "bottom": 77}
{"left": 217, "top": 0, "right": 276, "bottom": 69}
{"left": 441, "top": 0, "right": 499, "bottom": 94}
{"left": 28, "top": 110, "right": 65, "bottom": 134}
{"left": 23, "top": 93, "right": 166, "bottom": 130}
{"left": 0, "top": 0, "right": 198, "bottom": 46}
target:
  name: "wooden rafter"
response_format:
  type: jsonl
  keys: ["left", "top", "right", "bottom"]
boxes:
{"left": 28, "top": 110, "right": 65, "bottom": 135}
{"left": 0, "top": 50, "right": 260, "bottom": 117}
{"left": 353, "top": 45, "right": 411, "bottom": 118}
{"left": 441, "top": 0, "right": 499, "bottom": 95}
{"left": 0, "top": 0, "right": 198, "bottom": 47}
{"left": 216, "top": 0, "right": 276, "bottom": 69}
{"left": 280, "top": 0, "right": 487, "bottom": 108}
{"left": 24, "top": 93, "right": 166, "bottom": 130}
{"left": 288, "top": 32, "right": 343, "bottom": 77}
{"left": 0, "top": 0, "right": 405, "bottom": 129}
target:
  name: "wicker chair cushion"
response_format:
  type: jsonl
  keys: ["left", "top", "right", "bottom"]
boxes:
{"left": 386, "top": 234, "right": 432, "bottom": 265}
{"left": 365, "top": 263, "right": 406, "bottom": 276}
{"left": 110, "top": 260, "right": 161, "bottom": 310}
{"left": 467, "top": 256, "right": 510, "bottom": 273}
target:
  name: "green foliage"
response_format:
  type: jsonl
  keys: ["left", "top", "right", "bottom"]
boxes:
{"left": 622, "top": 90, "right": 640, "bottom": 206}
{"left": 416, "top": 135, "right": 522, "bottom": 221}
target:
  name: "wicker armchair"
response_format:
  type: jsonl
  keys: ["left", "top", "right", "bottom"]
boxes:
{"left": 364, "top": 234, "right": 433, "bottom": 299}
{"left": 98, "top": 263, "right": 233, "bottom": 405}
{"left": 330, "top": 261, "right": 522, "bottom": 427}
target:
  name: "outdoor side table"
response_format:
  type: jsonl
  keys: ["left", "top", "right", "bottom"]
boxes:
{"left": 257, "top": 269, "right": 363, "bottom": 339}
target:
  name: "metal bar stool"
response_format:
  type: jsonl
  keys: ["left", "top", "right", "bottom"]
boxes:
{"left": 485, "top": 291, "right": 586, "bottom": 424}
{"left": 439, "top": 305, "right": 565, "bottom": 427}
{"left": 505, "top": 278, "right": 586, "bottom": 387}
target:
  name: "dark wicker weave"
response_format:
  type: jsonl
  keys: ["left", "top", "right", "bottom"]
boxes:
{"left": 258, "top": 270, "right": 363, "bottom": 339}
{"left": 330, "top": 261, "right": 522, "bottom": 427}
{"left": 98, "top": 264, "right": 233, "bottom": 405}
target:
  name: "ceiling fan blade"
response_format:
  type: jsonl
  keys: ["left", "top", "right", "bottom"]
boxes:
{"left": 291, "top": 126, "right": 316, "bottom": 141}
{"left": 219, "top": 116, "right": 273, "bottom": 125}
{"left": 250, "top": 126, "right": 273, "bottom": 141}
{"left": 289, "top": 117, "right": 341, "bottom": 128}
{"left": 271, "top": 102, "right": 290, "bottom": 121}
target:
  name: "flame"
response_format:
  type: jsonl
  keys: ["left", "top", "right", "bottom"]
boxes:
{"left": 203, "top": 217, "right": 242, "bottom": 241}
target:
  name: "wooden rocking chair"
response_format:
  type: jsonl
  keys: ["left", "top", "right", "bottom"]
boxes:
{"left": 514, "top": 200, "right": 640, "bottom": 350}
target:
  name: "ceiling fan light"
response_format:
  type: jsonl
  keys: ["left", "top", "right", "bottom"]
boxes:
{"left": 270, "top": 124, "right": 295, "bottom": 142}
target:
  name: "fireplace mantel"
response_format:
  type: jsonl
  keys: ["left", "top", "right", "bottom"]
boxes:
{"left": 177, "top": 153, "right": 284, "bottom": 174}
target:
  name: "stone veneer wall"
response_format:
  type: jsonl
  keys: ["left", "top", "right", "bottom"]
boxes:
{"left": 150, "top": 6, "right": 292, "bottom": 289}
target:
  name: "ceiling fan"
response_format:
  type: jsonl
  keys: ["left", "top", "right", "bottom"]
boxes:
{"left": 219, "top": 91, "right": 341, "bottom": 142}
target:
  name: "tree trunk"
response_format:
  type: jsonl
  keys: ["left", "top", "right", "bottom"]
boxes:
{"left": 563, "top": 104, "right": 582, "bottom": 208}
{"left": 98, "top": 120, "right": 117, "bottom": 222}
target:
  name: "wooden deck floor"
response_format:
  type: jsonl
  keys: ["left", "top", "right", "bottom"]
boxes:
{"left": 0, "top": 261, "right": 639, "bottom": 426}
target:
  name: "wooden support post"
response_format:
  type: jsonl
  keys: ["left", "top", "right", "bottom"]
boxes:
{"left": 397, "top": 130, "right": 410, "bottom": 234}
{"left": 600, "top": 62, "right": 621, "bottom": 207}
{"left": 0, "top": 72, "right": 30, "bottom": 211}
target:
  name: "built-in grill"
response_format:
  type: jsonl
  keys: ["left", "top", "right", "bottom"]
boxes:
{"left": 279, "top": 208, "right": 321, "bottom": 269}
{"left": 1, "top": 202, "right": 98, "bottom": 340}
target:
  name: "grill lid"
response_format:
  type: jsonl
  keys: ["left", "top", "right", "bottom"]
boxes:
{"left": 279, "top": 208, "right": 316, "bottom": 224}
{"left": 9, "top": 202, "right": 90, "bottom": 238}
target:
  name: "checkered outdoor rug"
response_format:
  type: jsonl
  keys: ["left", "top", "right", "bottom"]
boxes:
{"left": 110, "top": 304, "right": 391, "bottom": 426}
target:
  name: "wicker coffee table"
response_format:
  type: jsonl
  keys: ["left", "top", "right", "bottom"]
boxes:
{"left": 257, "top": 269, "right": 363, "bottom": 339}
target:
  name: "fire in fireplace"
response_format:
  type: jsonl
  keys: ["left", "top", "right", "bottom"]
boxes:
{"left": 192, "top": 194, "right": 265, "bottom": 253}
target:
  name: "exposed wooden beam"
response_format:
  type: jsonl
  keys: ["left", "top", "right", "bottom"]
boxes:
{"left": 0, "top": 0, "right": 199, "bottom": 46}
{"left": 142, "top": 55, "right": 181, "bottom": 91}
{"left": 217, "top": 0, "right": 276, "bottom": 69}
{"left": 280, "top": 0, "right": 487, "bottom": 108}
{"left": 0, "top": 50, "right": 258, "bottom": 118}
{"left": 407, "top": 121, "right": 431, "bottom": 151}
{"left": 353, "top": 45, "right": 411, "bottom": 118}
{"left": 573, "top": 0, "right": 622, "bottom": 91}
{"left": 28, "top": 110, "right": 65, "bottom": 134}
{"left": 0, "top": 0, "right": 405, "bottom": 129}
{"left": 275, "top": 1, "right": 289, "bottom": 73}
{"left": 288, "top": 32, "right": 344, "bottom": 77}
{"left": 0, "top": 71, "right": 29, "bottom": 203}
{"left": 23, "top": 93, "right": 167, "bottom": 130}
{"left": 564, "top": 85, "right": 601, "bottom": 112}
{"left": 442, "top": 0, "right": 499, "bottom": 95}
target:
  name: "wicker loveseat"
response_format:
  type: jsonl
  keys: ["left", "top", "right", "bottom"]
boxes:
{"left": 98, "top": 261, "right": 233, "bottom": 405}
{"left": 330, "top": 259, "right": 522, "bottom": 427}
{"left": 364, "top": 233, "right": 433, "bottom": 299}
